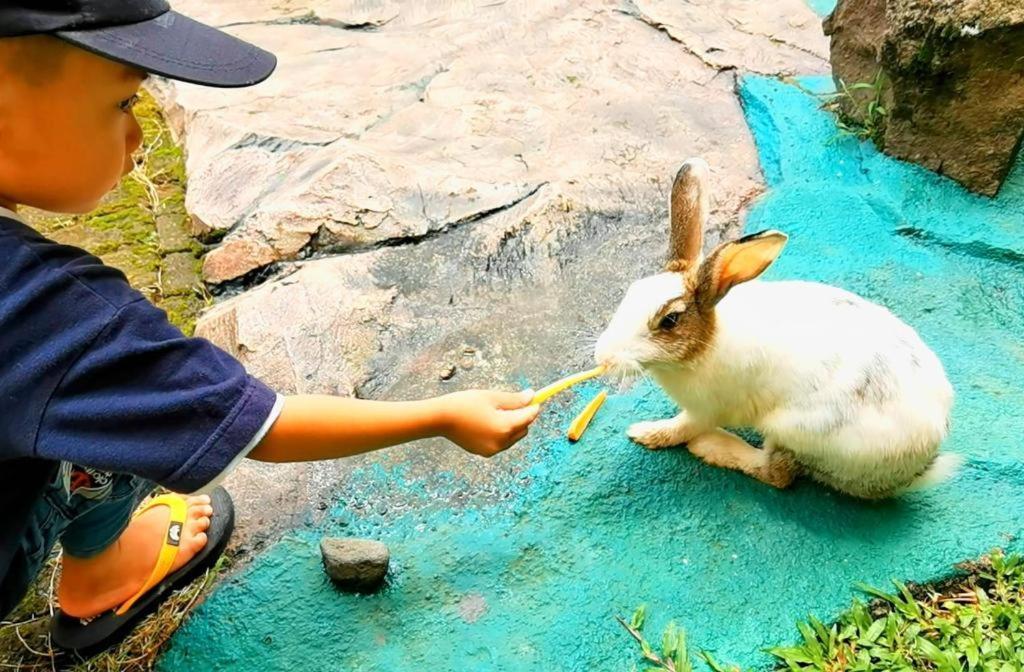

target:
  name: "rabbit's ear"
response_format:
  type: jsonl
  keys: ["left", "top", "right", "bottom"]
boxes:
{"left": 667, "top": 158, "right": 709, "bottom": 269}
{"left": 696, "top": 230, "right": 787, "bottom": 308}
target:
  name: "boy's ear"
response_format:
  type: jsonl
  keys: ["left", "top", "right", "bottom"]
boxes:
{"left": 695, "top": 230, "right": 788, "bottom": 309}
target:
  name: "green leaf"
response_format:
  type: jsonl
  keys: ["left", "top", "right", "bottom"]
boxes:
{"left": 863, "top": 618, "right": 887, "bottom": 644}
{"left": 798, "top": 621, "right": 819, "bottom": 648}
{"left": 809, "top": 615, "right": 831, "bottom": 645}
{"left": 767, "top": 646, "right": 815, "bottom": 664}
{"left": 674, "top": 648, "right": 690, "bottom": 672}
{"left": 662, "top": 621, "right": 678, "bottom": 658}
{"left": 886, "top": 614, "right": 899, "bottom": 645}
{"left": 895, "top": 582, "right": 922, "bottom": 617}
{"left": 856, "top": 582, "right": 897, "bottom": 604}
{"left": 699, "top": 651, "right": 736, "bottom": 672}
{"left": 631, "top": 605, "right": 647, "bottom": 631}
{"left": 915, "top": 637, "right": 948, "bottom": 664}
{"left": 674, "top": 629, "right": 690, "bottom": 672}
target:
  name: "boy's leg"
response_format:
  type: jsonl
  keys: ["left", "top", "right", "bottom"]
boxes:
{"left": 55, "top": 468, "right": 214, "bottom": 619}
{"left": 1, "top": 475, "right": 74, "bottom": 618}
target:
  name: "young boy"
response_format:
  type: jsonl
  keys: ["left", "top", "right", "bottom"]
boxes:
{"left": 0, "top": 0, "right": 540, "bottom": 655}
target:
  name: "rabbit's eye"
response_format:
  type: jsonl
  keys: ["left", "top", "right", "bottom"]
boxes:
{"left": 658, "top": 312, "right": 682, "bottom": 331}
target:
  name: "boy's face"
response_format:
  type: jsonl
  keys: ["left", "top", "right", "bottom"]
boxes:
{"left": 0, "top": 37, "right": 146, "bottom": 213}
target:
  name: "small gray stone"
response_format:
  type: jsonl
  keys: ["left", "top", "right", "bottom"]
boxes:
{"left": 159, "top": 252, "right": 199, "bottom": 297}
{"left": 320, "top": 537, "right": 390, "bottom": 591}
{"left": 156, "top": 212, "right": 192, "bottom": 254}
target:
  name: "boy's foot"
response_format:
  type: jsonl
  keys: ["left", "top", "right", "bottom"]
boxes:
{"left": 57, "top": 495, "right": 214, "bottom": 619}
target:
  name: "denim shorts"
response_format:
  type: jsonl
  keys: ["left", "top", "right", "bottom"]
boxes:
{"left": 8, "top": 464, "right": 154, "bottom": 612}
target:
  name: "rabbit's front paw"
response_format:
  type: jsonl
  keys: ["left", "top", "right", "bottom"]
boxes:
{"left": 628, "top": 419, "right": 687, "bottom": 450}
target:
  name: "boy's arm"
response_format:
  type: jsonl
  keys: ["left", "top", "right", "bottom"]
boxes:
{"left": 248, "top": 390, "right": 540, "bottom": 463}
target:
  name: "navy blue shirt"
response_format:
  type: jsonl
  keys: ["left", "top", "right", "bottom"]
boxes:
{"left": 0, "top": 211, "right": 279, "bottom": 607}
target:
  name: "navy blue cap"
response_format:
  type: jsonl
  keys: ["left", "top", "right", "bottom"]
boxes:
{"left": 0, "top": 0, "right": 277, "bottom": 88}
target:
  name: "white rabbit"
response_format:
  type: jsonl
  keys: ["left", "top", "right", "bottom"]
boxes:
{"left": 594, "top": 158, "right": 956, "bottom": 499}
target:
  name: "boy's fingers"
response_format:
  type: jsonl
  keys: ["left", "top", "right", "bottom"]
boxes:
{"left": 495, "top": 389, "right": 535, "bottom": 410}
{"left": 505, "top": 403, "right": 540, "bottom": 427}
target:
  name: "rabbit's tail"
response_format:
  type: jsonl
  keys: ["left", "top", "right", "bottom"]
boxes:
{"left": 901, "top": 453, "right": 963, "bottom": 494}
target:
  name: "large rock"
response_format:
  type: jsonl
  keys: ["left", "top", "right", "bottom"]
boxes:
{"left": 194, "top": 253, "right": 400, "bottom": 551}
{"left": 151, "top": 0, "right": 828, "bottom": 286}
{"left": 194, "top": 252, "right": 397, "bottom": 395}
{"left": 824, "top": 0, "right": 1024, "bottom": 196}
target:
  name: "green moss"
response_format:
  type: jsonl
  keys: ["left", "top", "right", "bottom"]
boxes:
{"left": 160, "top": 293, "right": 208, "bottom": 337}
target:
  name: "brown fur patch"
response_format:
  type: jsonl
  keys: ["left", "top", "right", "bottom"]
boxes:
{"left": 761, "top": 447, "right": 800, "bottom": 489}
{"left": 647, "top": 271, "right": 716, "bottom": 365}
{"left": 668, "top": 163, "right": 707, "bottom": 265}
{"left": 664, "top": 259, "right": 693, "bottom": 274}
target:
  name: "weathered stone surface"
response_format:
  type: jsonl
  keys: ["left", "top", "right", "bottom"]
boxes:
{"left": 195, "top": 252, "right": 396, "bottom": 395}
{"left": 825, "top": 0, "right": 1024, "bottom": 195}
{"left": 156, "top": 212, "right": 192, "bottom": 253}
{"left": 159, "top": 252, "right": 199, "bottom": 297}
{"left": 151, "top": 0, "right": 828, "bottom": 286}
{"left": 320, "top": 537, "right": 390, "bottom": 590}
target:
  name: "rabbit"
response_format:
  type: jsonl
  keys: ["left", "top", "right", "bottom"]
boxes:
{"left": 594, "top": 158, "right": 956, "bottom": 499}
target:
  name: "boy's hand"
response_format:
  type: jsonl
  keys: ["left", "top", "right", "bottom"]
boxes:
{"left": 439, "top": 389, "right": 540, "bottom": 457}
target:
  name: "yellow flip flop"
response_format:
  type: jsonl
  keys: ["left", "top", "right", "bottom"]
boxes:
{"left": 51, "top": 487, "right": 235, "bottom": 658}
{"left": 114, "top": 493, "right": 188, "bottom": 616}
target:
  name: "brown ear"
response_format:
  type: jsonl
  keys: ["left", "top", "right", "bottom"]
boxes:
{"left": 667, "top": 158, "right": 709, "bottom": 270}
{"left": 696, "top": 230, "right": 788, "bottom": 308}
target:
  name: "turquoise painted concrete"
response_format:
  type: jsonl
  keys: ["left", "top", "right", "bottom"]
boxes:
{"left": 159, "top": 77, "right": 1024, "bottom": 670}
{"left": 807, "top": 0, "right": 837, "bottom": 16}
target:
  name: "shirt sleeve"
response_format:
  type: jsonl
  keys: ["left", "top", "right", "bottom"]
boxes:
{"left": 34, "top": 297, "right": 281, "bottom": 493}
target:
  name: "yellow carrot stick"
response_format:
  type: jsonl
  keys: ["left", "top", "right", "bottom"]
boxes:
{"left": 567, "top": 390, "right": 608, "bottom": 442}
{"left": 530, "top": 366, "right": 606, "bottom": 405}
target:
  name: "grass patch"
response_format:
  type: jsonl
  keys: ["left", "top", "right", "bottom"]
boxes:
{"left": 821, "top": 70, "right": 889, "bottom": 145}
{"left": 0, "top": 553, "right": 229, "bottom": 672}
{"left": 1, "top": 92, "right": 213, "bottom": 670}
{"left": 621, "top": 550, "right": 1024, "bottom": 671}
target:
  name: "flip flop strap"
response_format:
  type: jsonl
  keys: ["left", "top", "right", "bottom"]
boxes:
{"left": 114, "top": 494, "right": 187, "bottom": 616}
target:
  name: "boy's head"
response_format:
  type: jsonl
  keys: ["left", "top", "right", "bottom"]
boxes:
{"left": 0, "top": 37, "right": 148, "bottom": 213}
{"left": 0, "top": 1, "right": 276, "bottom": 214}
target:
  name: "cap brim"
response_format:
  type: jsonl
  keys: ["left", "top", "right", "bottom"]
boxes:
{"left": 56, "top": 11, "right": 276, "bottom": 88}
